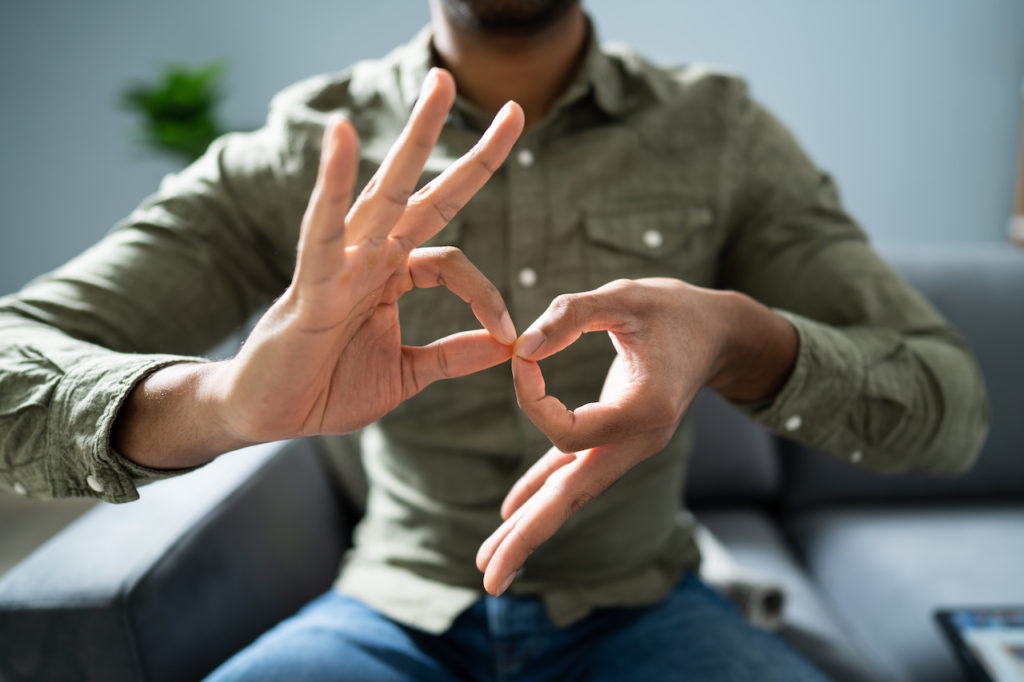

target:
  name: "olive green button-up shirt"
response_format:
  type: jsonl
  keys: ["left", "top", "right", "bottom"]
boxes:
{"left": 0, "top": 26, "right": 989, "bottom": 633}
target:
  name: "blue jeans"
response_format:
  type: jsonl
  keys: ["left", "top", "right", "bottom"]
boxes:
{"left": 205, "top": 573, "right": 830, "bottom": 681}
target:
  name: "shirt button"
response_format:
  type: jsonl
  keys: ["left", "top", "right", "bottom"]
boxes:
{"left": 784, "top": 415, "right": 802, "bottom": 432}
{"left": 516, "top": 149, "right": 535, "bottom": 167}
{"left": 518, "top": 267, "right": 538, "bottom": 288}
{"left": 13, "top": 481, "right": 28, "bottom": 496}
{"left": 86, "top": 475, "right": 105, "bottom": 494}
{"left": 642, "top": 229, "right": 664, "bottom": 249}
{"left": 850, "top": 450, "right": 863, "bottom": 463}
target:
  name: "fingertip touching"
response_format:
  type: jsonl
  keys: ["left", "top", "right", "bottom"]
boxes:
{"left": 515, "top": 328, "right": 545, "bottom": 360}
{"left": 511, "top": 355, "right": 546, "bottom": 402}
{"left": 499, "top": 311, "right": 518, "bottom": 346}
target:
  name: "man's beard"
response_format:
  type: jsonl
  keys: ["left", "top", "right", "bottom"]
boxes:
{"left": 440, "top": 0, "right": 579, "bottom": 36}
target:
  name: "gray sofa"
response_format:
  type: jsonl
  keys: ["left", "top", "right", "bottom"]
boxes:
{"left": 1, "top": 244, "right": 1021, "bottom": 682}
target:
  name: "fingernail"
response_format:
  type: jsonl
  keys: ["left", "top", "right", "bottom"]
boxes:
{"left": 496, "top": 569, "right": 520, "bottom": 596}
{"left": 515, "top": 329, "right": 544, "bottom": 359}
{"left": 497, "top": 101, "right": 513, "bottom": 122}
{"left": 500, "top": 312, "right": 517, "bottom": 345}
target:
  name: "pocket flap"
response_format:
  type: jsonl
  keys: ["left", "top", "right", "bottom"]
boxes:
{"left": 583, "top": 206, "right": 713, "bottom": 257}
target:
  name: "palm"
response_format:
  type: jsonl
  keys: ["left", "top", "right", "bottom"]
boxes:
{"left": 320, "top": 296, "right": 406, "bottom": 433}
{"left": 220, "top": 69, "right": 523, "bottom": 444}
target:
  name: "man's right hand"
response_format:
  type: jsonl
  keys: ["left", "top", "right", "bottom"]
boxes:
{"left": 113, "top": 68, "right": 524, "bottom": 468}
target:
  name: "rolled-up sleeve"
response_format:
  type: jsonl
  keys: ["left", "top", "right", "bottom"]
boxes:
{"left": 719, "top": 90, "right": 990, "bottom": 475}
{"left": 0, "top": 328, "right": 203, "bottom": 501}
{"left": 0, "top": 117, "right": 302, "bottom": 502}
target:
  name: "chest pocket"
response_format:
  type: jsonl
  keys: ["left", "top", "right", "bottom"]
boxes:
{"left": 582, "top": 205, "right": 719, "bottom": 289}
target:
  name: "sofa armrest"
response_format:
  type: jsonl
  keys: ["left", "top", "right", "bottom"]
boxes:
{"left": 0, "top": 437, "right": 353, "bottom": 682}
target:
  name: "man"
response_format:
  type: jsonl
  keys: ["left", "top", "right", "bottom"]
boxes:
{"left": 0, "top": 0, "right": 989, "bottom": 679}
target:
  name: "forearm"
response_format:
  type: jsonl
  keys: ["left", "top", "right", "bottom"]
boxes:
{"left": 734, "top": 312, "right": 989, "bottom": 475}
{"left": 718, "top": 88, "right": 988, "bottom": 472}
{"left": 0, "top": 311, "right": 208, "bottom": 500}
{"left": 111, "top": 361, "right": 253, "bottom": 470}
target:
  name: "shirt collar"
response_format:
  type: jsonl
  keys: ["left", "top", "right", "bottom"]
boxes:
{"left": 395, "top": 19, "right": 633, "bottom": 120}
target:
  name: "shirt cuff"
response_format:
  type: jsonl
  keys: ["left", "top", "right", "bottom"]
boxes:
{"left": 47, "top": 353, "right": 207, "bottom": 502}
{"left": 731, "top": 310, "right": 871, "bottom": 466}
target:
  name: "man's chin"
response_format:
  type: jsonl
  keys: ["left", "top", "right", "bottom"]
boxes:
{"left": 440, "top": 0, "right": 579, "bottom": 36}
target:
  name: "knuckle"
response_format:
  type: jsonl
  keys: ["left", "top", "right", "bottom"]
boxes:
{"left": 469, "top": 148, "right": 500, "bottom": 175}
{"left": 435, "top": 342, "right": 453, "bottom": 379}
{"left": 409, "top": 131, "right": 434, "bottom": 153}
{"left": 434, "top": 245, "right": 463, "bottom": 266}
{"left": 360, "top": 175, "right": 381, "bottom": 197}
{"left": 410, "top": 191, "right": 462, "bottom": 225}
{"left": 551, "top": 293, "right": 576, "bottom": 312}
{"left": 486, "top": 282, "right": 503, "bottom": 305}
{"left": 605, "top": 278, "right": 634, "bottom": 292}
{"left": 649, "top": 400, "right": 679, "bottom": 428}
{"left": 363, "top": 175, "right": 413, "bottom": 209}
{"left": 433, "top": 198, "right": 461, "bottom": 224}
{"left": 318, "top": 185, "right": 348, "bottom": 209}
{"left": 392, "top": 233, "right": 418, "bottom": 253}
{"left": 509, "top": 525, "right": 537, "bottom": 557}
{"left": 549, "top": 293, "right": 583, "bottom": 326}
{"left": 383, "top": 185, "right": 414, "bottom": 208}
{"left": 552, "top": 432, "right": 584, "bottom": 454}
{"left": 602, "top": 278, "right": 645, "bottom": 308}
{"left": 403, "top": 354, "right": 425, "bottom": 395}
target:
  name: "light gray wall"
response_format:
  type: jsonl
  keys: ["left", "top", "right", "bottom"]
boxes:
{"left": 2, "top": 1, "right": 1022, "bottom": 295}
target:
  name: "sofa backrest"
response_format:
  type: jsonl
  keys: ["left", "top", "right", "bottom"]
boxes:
{"left": 782, "top": 244, "right": 1024, "bottom": 510}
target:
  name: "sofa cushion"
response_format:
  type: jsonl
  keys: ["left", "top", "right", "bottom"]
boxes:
{"left": 783, "top": 245, "right": 1024, "bottom": 509}
{"left": 686, "top": 390, "right": 781, "bottom": 505}
{"left": 0, "top": 439, "right": 351, "bottom": 682}
{"left": 696, "top": 509, "right": 878, "bottom": 682}
{"left": 788, "top": 505, "right": 1024, "bottom": 682}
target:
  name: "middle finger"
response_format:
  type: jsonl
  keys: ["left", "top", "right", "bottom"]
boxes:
{"left": 345, "top": 67, "right": 456, "bottom": 244}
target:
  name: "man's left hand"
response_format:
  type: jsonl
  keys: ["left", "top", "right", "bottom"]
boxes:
{"left": 476, "top": 277, "right": 798, "bottom": 595}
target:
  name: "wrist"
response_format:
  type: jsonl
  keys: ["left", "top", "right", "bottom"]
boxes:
{"left": 706, "top": 291, "right": 798, "bottom": 403}
{"left": 113, "top": 361, "right": 254, "bottom": 469}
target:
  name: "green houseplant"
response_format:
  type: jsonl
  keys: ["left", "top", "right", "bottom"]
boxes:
{"left": 121, "top": 62, "right": 227, "bottom": 164}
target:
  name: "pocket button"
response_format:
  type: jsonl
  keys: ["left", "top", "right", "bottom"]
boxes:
{"left": 642, "top": 229, "right": 664, "bottom": 250}
{"left": 516, "top": 149, "right": 535, "bottom": 168}
{"left": 518, "top": 267, "right": 538, "bottom": 288}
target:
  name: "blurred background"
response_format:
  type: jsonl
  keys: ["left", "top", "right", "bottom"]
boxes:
{"left": 1, "top": 0, "right": 1023, "bottom": 572}
{"left": 1, "top": 0, "right": 1023, "bottom": 296}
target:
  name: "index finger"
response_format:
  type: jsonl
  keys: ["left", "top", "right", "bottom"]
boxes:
{"left": 345, "top": 68, "right": 457, "bottom": 244}
{"left": 407, "top": 247, "right": 517, "bottom": 344}
{"left": 476, "top": 442, "right": 629, "bottom": 596}
{"left": 512, "top": 355, "right": 644, "bottom": 454}
{"left": 389, "top": 100, "right": 524, "bottom": 248}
